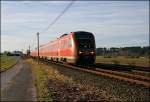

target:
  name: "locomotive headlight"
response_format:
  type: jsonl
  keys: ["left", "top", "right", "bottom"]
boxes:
{"left": 79, "top": 51, "right": 83, "bottom": 54}
{"left": 90, "top": 51, "right": 94, "bottom": 54}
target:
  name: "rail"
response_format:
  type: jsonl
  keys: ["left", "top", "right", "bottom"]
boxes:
{"left": 38, "top": 59, "right": 150, "bottom": 88}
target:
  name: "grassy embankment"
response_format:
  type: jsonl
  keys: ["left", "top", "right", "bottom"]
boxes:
{"left": 96, "top": 56, "right": 149, "bottom": 67}
{"left": 27, "top": 59, "right": 74, "bottom": 101}
{"left": 0, "top": 55, "right": 18, "bottom": 72}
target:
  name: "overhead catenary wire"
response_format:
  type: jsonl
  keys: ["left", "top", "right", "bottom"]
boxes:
{"left": 31, "top": 1, "right": 75, "bottom": 51}
{"left": 40, "top": 0, "right": 76, "bottom": 34}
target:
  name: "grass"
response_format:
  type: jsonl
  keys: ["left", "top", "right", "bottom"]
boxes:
{"left": 26, "top": 59, "right": 74, "bottom": 101}
{"left": 96, "top": 56, "right": 149, "bottom": 67}
{"left": 27, "top": 59, "right": 52, "bottom": 101}
{"left": 0, "top": 55, "right": 18, "bottom": 72}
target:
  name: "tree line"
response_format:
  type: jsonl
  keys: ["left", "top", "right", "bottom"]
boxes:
{"left": 1, "top": 51, "right": 23, "bottom": 56}
{"left": 96, "top": 46, "right": 149, "bottom": 58}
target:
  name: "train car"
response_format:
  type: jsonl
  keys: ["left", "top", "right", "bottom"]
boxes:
{"left": 30, "top": 31, "right": 96, "bottom": 65}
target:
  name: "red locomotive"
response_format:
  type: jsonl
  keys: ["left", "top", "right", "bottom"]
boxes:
{"left": 30, "top": 31, "right": 96, "bottom": 65}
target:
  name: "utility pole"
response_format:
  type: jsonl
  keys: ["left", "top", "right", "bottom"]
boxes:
{"left": 37, "top": 32, "right": 39, "bottom": 64}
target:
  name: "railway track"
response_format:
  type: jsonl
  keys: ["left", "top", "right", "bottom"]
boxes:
{"left": 39, "top": 59, "right": 150, "bottom": 88}
{"left": 94, "top": 68, "right": 149, "bottom": 82}
{"left": 94, "top": 63, "right": 150, "bottom": 72}
{"left": 129, "top": 70, "right": 150, "bottom": 77}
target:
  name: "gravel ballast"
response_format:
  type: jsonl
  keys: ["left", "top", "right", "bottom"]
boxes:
{"left": 47, "top": 78, "right": 107, "bottom": 101}
{"left": 47, "top": 62, "right": 150, "bottom": 102}
{"left": 29, "top": 59, "right": 118, "bottom": 101}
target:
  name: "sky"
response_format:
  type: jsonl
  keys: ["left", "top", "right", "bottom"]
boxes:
{"left": 1, "top": 1, "right": 149, "bottom": 53}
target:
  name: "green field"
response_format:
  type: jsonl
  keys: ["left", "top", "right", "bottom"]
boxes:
{"left": 0, "top": 55, "right": 19, "bottom": 72}
{"left": 96, "top": 56, "right": 149, "bottom": 67}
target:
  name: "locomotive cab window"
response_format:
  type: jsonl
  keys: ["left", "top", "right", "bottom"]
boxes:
{"left": 75, "top": 32, "right": 95, "bottom": 49}
{"left": 77, "top": 38, "right": 93, "bottom": 49}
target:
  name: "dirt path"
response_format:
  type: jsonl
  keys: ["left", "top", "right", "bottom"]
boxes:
{"left": 0, "top": 59, "right": 37, "bottom": 101}
{"left": 1, "top": 59, "right": 22, "bottom": 91}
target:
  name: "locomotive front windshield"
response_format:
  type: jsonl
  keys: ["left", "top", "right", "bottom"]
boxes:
{"left": 75, "top": 32, "right": 95, "bottom": 49}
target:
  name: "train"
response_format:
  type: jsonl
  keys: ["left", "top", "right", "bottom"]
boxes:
{"left": 30, "top": 31, "right": 96, "bottom": 65}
